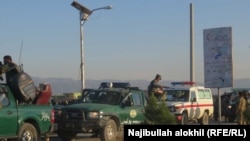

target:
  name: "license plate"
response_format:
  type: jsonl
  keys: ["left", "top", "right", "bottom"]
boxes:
{"left": 65, "top": 123, "right": 74, "bottom": 128}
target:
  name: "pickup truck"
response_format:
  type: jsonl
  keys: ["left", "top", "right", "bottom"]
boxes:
{"left": 164, "top": 81, "right": 214, "bottom": 125}
{"left": 56, "top": 82, "right": 148, "bottom": 141}
{"left": 0, "top": 72, "right": 54, "bottom": 141}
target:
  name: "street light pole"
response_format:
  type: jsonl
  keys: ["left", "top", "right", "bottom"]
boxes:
{"left": 71, "top": 1, "right": 112, "bottom": 91}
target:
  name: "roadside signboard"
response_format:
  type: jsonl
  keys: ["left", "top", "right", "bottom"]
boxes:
{"left": 203, "top": 27, "right": 233, "bottom": 88}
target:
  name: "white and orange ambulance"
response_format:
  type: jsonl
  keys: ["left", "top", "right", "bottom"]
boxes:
{"left": 165, "top": 81, "right": 214, "bottom": 125}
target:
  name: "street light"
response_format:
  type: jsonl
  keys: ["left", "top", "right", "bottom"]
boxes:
{"left": 71, "top": 1, "right": 112, "bottom": 91}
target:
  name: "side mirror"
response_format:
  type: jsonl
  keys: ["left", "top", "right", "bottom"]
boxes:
{"left": 121, "top": 99, "right": 132, "bottom": 107}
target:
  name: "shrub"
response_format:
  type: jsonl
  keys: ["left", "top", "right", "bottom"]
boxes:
{"left": 244, "top": 107, "right": 250, "bottom": 121}
{"left": 144, "top": 94, "right": 176, "bottom": 125}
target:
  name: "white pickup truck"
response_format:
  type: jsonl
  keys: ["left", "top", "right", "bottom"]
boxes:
{"left": 164, "top": 81, "right": 214, "bottom": 125}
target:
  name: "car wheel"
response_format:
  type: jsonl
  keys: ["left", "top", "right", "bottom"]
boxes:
{"left": 18, "top": 123, "right": 38, "bottom": 141}
{"left": 100, "top": 119, "right": 117, "bottom": 141}
{"left": 199, "top": 111, "right": 209, "bottom": 125}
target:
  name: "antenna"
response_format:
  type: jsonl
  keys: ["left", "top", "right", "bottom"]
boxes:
{"left": 18, "top": 40, "right": 23, "bottom": 71}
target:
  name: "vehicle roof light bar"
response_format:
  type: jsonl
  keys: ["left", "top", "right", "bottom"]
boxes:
{"left": 171, "top": 81, "right": 195, "bottom": 86}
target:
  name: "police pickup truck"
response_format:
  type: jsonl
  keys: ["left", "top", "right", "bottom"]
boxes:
{"left": 0, "top": 72, "right": 54, "bottom": 141}
{"left": 56, "top": 82, "right": 147, "bottom": 141}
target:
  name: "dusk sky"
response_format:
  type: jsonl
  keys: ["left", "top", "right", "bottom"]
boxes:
{"left": 1, "top": 0, "right": 250, "bottom": 83}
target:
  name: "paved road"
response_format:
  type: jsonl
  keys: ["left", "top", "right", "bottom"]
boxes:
{"left": 50, "top": 120, "right": 237, "bottom": 141}
{"left": 50, "top": 134, "right": 100, "bottom": 141}
{"left": 50, "top": 133, "right": 124, "bottom": 141}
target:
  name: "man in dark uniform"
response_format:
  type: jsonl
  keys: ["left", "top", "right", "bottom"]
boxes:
{"left": 2, "top": 55, "right": 21, "bottom": 86}
{"left": 148, "top": 74, "right": 166, "bottom": 100}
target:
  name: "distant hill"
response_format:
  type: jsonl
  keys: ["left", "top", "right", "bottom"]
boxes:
{"left": 31, "top": 76, "right": 250, "bottom": 95}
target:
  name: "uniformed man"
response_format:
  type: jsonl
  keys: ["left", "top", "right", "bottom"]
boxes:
{"left": 236, "top": 91, "right": 247, "bottom": 125}
{"left": 2, "top": 55, "right": 21, "bottom": 86}
{"left": 147, "top": 74, "right": 166, "bottom": 100}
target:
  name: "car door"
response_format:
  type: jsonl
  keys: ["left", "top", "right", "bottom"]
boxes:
{"left": 195, "top": 89, "right": 206, "bottom": 119}
{"left": 119, "top": 91, "right": 145, "bottom": 125}
{"left": 0, "top": 92, "right": 18, "bottom": 136}
{"left": 129, "top": 91, "right": 146, "bottom": 124}
{"left": 189, "top": 90, "right": 198, "bottom": 119}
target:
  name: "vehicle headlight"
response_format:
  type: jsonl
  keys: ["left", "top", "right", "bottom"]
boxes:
{"left": 228, "top": 105, "right": 232, "bottom": 109}
{"left": 87, "top": 111, "right": 103, "bottom": 119}
{"left": 169, "top": 106, "right": 176, "bottom": 112}
{"left": 55, "top": 109, "right": 62, "bottom": 115}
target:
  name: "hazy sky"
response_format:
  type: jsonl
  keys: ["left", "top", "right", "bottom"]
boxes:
{"left": 1, "top": 0, "right": 250, "bottom": 83}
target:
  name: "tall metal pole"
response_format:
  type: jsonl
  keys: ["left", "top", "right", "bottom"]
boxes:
{"left": 71, "top": 1, "right": 112, "bottom": 92}
{"left": 190, "top": 3, "right": 195, "bottom": 84}
{"left": 218, "top": 88, "right": 222, "bottom": 125}
{"left": 80, "top": 11, "right": 85, "bottom": 90}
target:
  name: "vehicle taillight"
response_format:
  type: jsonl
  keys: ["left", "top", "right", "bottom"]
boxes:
{"left": 171, "top": 81, "right": 195, "bottom": 86}
{"left": 50, "top": 109, "right": 55, "bottom": 123}
{"left": 169, "top": 106, "right": 176, "bottom": 112}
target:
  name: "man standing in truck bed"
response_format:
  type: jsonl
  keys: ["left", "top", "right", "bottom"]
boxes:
{"left": 2, "top": 55, "right": 21, "bottom": 86}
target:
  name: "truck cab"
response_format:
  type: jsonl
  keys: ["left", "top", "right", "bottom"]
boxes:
{"left": 57, "top": 82, "right": 147, "bottom": 141}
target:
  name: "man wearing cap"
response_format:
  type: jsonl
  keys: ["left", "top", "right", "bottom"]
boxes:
{"left": 148, "top": 74, "right": 165, "bottom": 100}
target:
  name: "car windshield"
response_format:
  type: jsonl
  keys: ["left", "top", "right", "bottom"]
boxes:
{"left": 82, "top": 90, "right": 122, "bottom": 105}
{"left": 229, "top": 93, "right": 239, "bottom": 104}
{"left": 166, "top": 90, "right": 189, "bottom": 101}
